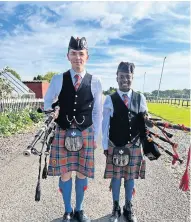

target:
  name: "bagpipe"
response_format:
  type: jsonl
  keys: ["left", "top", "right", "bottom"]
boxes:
{"left": 23, "top": 107, "right": 59, "bottom": 201}
{"left": 141, "top": 113, "right": 190, "bottom": 191}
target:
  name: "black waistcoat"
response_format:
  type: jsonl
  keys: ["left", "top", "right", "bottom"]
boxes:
{"left": 55, "top": 70, "right": 94, "bottom": 131}
{"left": 109, "top": 91, "right": 141, "bottom": 146}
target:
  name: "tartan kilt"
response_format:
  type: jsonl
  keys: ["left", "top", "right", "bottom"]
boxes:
{"left": 48, "top": 124, "right": 95, "bottom": 178}
{"left": 104, "top": 141, "right": 146, "bottom": 180}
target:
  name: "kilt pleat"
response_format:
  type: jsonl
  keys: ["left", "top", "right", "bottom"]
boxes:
{"left": 48, "top": 125, "right": 95, "bottom": 178}
{"left": 104, "top": 142, "right": 146, "bottom": 180}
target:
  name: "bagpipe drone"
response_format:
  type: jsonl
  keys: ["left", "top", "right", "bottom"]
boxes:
{"left": 142, "top": 113, "right": 190, "bottom": 192}
{"left": 23, "top": 107, "right": 59, "bottom": 201}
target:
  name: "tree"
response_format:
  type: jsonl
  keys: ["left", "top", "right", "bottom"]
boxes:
{"left": 33, "top": 75, "right": 44, "bottom": 80}
{"left": 33, "top": 71, "right": 57, "bottom": 82}
{"left": 6, "top": 68, "right": 21, "bottom": 80}
{"left": 43, "top": 71, "right": 57, "bottom": 82}
{"left": 103, "top": 87, "right": 117, "bottom": 95}
{"left": 103, "top": 88, "right": 191, "bottom": 99}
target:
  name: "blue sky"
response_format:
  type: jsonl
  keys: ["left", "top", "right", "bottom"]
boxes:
{"left": 0, "top": 1, "right": 190, "bottom": 92}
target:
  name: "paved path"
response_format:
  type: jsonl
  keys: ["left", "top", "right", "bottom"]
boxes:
{"left": 0, "top": 131, "right": 190, "bottom": 222}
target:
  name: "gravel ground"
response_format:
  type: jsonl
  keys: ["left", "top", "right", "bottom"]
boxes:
{"left": 0, "top": 125, "right": 190, "bottom": 222}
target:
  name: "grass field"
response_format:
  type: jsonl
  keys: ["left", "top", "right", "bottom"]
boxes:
{"left": 148, "top": 103, "right": 190, "bottom": 127}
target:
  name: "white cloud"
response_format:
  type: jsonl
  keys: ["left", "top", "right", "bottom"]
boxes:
{"left": 157, "top": 24, "right": 190, "bottom": 44}
{"left": 53, "top": 2, "right": 109, "bottom": 22}
{"left": 107, "top": 47, "right": 161, "bottom": 63}
{"left": 0, "top": 2, "right": 19, "bottom": 15}
{"left": 100, "top": 13, "right": 123, "bottom": 29}
{"left": 0, "top": 1, "right": 189, "bottom": 93}
{"left": 87, "top": 48, "right": 190, "bottom": 91}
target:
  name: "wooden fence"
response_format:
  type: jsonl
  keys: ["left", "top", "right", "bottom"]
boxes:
{"left": 147, "top": 97, "right": 190, "bottom": 107}
{"left": 0, "top": 98, "right": 44, "bottom": 112}
{"left": 1, "top": 97, "right": 190, "bottom": 113}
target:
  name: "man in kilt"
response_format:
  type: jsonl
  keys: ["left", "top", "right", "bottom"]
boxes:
{"left": 102, "top": 62, "right": 148, "bottom": 222}
{"left": 44, "top": 36, "right": 102, "bottom": 222}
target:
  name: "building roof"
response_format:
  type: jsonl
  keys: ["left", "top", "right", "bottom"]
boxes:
{"left": 23, "top": 80, "right": 49, "bottom": 83}
{"left": 0, "top": 68, "right": 35, "bottom": 98}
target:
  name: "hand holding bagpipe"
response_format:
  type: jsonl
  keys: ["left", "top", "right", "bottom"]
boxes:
{"left": 23, "top": 107, "right": 59, "bottom": 157}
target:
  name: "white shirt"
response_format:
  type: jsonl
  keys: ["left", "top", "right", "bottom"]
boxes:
{"left": 44, "top": 69, "right": 103, "bottom": 143}
{"left": 102, "top": 89, "right": 148, "bottom": 150}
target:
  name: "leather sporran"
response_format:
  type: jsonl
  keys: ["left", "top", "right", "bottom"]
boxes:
{"left": 64, "top": 128, "right": 83, "bottom": 152}
{"left": 112, "top": 145, "right": 131, "bottom": 167}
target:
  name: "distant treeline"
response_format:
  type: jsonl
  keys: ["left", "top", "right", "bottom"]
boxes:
{"left": 103, "top": 87, "right": 190, "bottom": 99}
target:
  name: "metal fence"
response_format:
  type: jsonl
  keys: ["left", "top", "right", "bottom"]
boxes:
{"left": 0, "top": 98, "right": 44, "bottom": 112}
{"left": 147, "top": 97, "right": 190, "bottom": 107}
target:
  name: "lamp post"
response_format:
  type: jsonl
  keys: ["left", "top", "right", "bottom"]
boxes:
{"left": 157, "top": 57, "right": 166, "bottom": 100}
{"left": 143, "top": 72, "right": 146, "bottom": 94}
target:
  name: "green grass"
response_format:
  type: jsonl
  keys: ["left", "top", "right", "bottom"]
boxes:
{"left": 147, "top": 103, "right": 190, "bottom": 127}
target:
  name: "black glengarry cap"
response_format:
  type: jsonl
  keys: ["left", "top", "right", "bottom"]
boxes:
{"left": 68, "top": 36, "right": 88, "bottom": 51}
{"left": 117, "top": 62, "right": 135, "bottom": 73}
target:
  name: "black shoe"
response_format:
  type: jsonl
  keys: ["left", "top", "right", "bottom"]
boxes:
{"left": 73, "top": 210, "right": 90, "bottom": 222}
{"left": 110, "top": 201, "right": 121, "bottom": 222}
{"left": 123, "top": 201, "right": 137, "bottom": 222}
{"left": 63, "top": 211, "right": 74, "bottom": 222}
